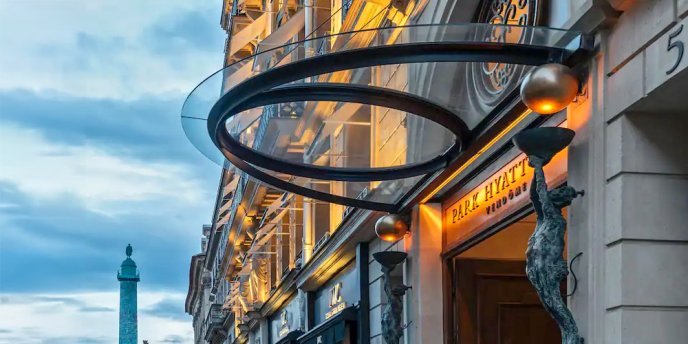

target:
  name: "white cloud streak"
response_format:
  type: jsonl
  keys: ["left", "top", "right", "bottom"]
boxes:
{"left": 0, "top": 291, "right": 192, "bottom": 344}
{"left": 0, "top": 123, "right": 204, "bottom": 216}
{"left": 0, "top": 0, "right": 224, "bottom": 99}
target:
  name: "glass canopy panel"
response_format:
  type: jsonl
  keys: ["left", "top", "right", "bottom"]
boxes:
{"left": 181, "top": 24, "right": 584, "bottom": 167}
{"left": 228, "top": 101, "right": 455, "bottom": 170}
{"left": 247, "top": 163, "right": 424, "bottom": 207}
{"left": 180, "top": 23, "right": 587, "bottom": 210}
{"left": 181, "top": 62, "right": 251, "bottom": 165}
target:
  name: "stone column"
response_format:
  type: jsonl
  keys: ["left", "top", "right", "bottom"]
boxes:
{"left": 405, "top": 204, "right": 444, "bottom": 344}
{"left": 117, "top": 245, "right": 139, "bottom": 344}
{"left": 303, "top": 201, "right": 314, "bottom": 264}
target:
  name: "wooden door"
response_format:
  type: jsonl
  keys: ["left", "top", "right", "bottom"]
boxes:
{"left": 454, "top": 259, "right": 562, "bottom": 344}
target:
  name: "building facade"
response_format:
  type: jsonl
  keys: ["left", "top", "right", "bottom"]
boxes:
{"left": 184, "top": 0, "right": 688, "bottom": 343}
{"left": 118, "top": 244, "right": 140, "bottom": 344}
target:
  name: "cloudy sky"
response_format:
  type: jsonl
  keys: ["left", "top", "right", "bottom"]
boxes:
{"left": 0, "top": 1, "right": 225, "bottom": 343}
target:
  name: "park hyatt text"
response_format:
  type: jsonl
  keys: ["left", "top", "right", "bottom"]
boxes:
{"left": 450, "top": 157, "right": 529, "bottom": 224}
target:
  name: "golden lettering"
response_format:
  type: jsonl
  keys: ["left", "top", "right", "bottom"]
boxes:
{"left": 520, "top": 157, "right": 528, "bottom": 177}
{"left": 471, "top": 193, "right": 480, "bottom": 210}
{"left": 325, "top": 302, "right": 346, "bottom": 319}
{"left": 501, "top": 171, "right": 510, "bottom": 189}
{"left": 494, "top": 175, "right": 502, "bottom": 194}
{"left": 444, "top": 143, "right": 567, "bottom": 247}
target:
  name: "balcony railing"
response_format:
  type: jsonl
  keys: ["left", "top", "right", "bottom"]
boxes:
{"left": 202, "top": 304, "right": 225, "bottom": 342}
{"left": 253, "top": 104, "right": 276, "bottom": 149}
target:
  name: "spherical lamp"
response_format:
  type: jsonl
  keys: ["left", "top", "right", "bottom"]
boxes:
{"left": 520, "top": 63, "right": 579, "bottom": 115}
{"left": 375, "top": 214, "right": 409, "bottom": 242}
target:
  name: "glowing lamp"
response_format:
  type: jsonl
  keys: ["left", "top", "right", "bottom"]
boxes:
{"left": 520, "top": 64, "right": 579, "bottom": 115}
{"left": 375, "top": 214, "right": 409, "bottom": 242}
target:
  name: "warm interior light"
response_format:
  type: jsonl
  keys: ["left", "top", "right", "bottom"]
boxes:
{"left": 381, "top": 234, "right": 399, "bottom": 242}
{"left": 421, "top": 110, "right": 533, "bottom": 203}
{"left": 537, "top": 102, "right": 555, "bottom": 113}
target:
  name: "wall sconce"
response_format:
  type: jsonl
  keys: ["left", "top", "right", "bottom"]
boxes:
{"left": 375, "top": 214, "right": 409, "bottom": 242}
{"left": 520, "top": 64, "right": 579, "bottom": 115}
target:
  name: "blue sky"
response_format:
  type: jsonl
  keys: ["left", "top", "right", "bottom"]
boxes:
{"left": 0, "top": 1, "right": 225, "bottom": 343}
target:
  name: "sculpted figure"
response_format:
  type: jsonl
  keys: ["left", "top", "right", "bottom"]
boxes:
{"left": 380, "top": 264, "right": 411, "bottom": 344}
{"left": 248, "top": 256, "right": 269, "bottom": 303}
{"left": 526, "top": 155, "right": 584, "bottom": 344}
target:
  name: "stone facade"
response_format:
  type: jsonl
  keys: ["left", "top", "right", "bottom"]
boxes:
{"left": 566, "top": 2, "right": 688, "bottom": 343}
{"left": 185, "top": 1, "right": 688, "bottom": 343}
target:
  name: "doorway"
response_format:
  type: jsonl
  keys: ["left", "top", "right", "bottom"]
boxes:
{"left": 451, "top": 212, "right": 567, "bottom": 343}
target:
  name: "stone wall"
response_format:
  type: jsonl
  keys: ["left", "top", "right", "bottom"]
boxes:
{"left": 568, "top": 1, "right": 688, "bottom": 343}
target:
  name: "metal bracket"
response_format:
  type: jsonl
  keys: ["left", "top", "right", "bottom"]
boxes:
{"left": 567, "top": 252, "right": 583, "bottom": 297}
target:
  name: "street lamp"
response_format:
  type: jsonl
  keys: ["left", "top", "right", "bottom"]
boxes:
{"left": 373, "top": 213, "right": 411, "bottom": 344}
{"left": 374, "top": 213, "right": 409, "bottom": 242}
{"left": 520, "top": 63, "right": 579, "bottom": 115}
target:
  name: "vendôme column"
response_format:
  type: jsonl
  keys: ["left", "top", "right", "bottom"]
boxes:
{"left": 117, "top": 244, "right": 140, "bottom": 344}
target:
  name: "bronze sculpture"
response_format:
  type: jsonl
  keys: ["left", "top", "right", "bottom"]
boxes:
{"left": 528, "top": 155, "right": 584, "bottom": 344}
{"left": 373, "top": 251, "right": 411, "bottom": 344}
{"left": 514, "top": 127, "right": 584, "bottom": 344}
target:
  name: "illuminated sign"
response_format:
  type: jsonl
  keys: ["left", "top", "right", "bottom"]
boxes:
{"left": 270, "top": 297, "right": 301, "bottom": 343}
{"left": 443, "top": 148, "right": 567, "bottom": 247}
{"left": 325, "top": 282, "right": 346, "bottom": 319}
{"left": 450, "top": 156, "right": 529, "bottom": 224}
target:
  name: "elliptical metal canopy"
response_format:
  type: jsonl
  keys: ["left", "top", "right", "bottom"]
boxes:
{"left": 181, "top": 23, "right": 590, "bottom": 211}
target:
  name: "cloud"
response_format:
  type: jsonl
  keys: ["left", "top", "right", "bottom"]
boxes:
{"left": 0, "top": 181, "right": 208, "bottom": 293}
{"left": 0, "top": 292, "right": 193, "bottom": 344}
{"left": 0, "top": 89, "right": 211, "bottom": 165}
{"left": 0, "top": 295, "right": 115, "bottom": 314}
{"left": 0, "top": 93, "right": 217, "bottom": 293}
{"left": 142, "top": 296, "right": 189, "bottom": 321}
{"left": 40, "top": 336, "right": 111, "bottom": 344}
{"left": 160, "top": 334, "right": 188, "bottom": 343}
{"left": 0, "top": 123, "right": 206, "bottom": 215}
{"left": 0, "top": 0, "right": 225, "bottom": 342}
{"left": 0, "top": 0, "right": 226, "bottom": 99}
{"left": 143, "top": 9, "right": 224, "bottom": 54}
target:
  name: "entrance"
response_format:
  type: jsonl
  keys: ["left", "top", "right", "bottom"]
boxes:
{"left": 451, "top": 212, "right": 566, "bottom": 343}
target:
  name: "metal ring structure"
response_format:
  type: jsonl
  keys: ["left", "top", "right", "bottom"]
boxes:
{"left": 208, "top": 42, "right": 566, "bottom": 179}
{"left": 216, "top": 83, "right": 470, "bottom": 182}
{"left": 184, "top": 24, "right": 591, "bottom": 211}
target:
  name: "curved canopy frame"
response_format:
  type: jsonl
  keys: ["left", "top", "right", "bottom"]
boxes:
{"left": 181, "top": 23, "right": 591, "bottom": 211}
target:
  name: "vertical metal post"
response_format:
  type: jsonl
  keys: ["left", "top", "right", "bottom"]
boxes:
{"left": 357, "top": 243, "right": 371, "bottom": 344}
